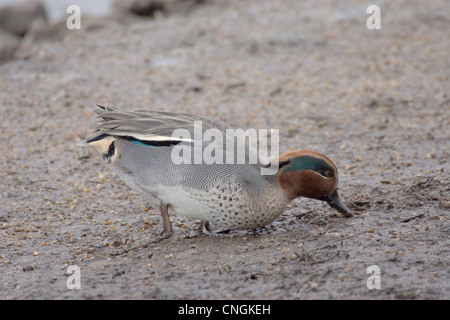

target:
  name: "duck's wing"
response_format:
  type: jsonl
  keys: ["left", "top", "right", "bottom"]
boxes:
{"left": 87, "top": 104, "right": 233, "bottom": 142}
{"left": 84, "top": 104, "right": 273, "bottom": 169}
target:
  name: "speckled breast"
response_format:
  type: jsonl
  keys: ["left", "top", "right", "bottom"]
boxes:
{"left": 186, "top": 180, "right": 290, "bottom": 229}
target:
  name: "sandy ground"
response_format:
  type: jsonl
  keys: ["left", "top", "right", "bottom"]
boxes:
{"left": 0, "top": 0, "right": 449, "bottom": 300}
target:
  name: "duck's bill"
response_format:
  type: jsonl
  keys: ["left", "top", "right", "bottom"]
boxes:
{"left": 323, "top": 190, "right": 353, "bottom": 217}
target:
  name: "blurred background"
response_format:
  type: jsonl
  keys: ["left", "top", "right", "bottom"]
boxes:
{"left": 0, "top": 0, "right": 210, "bottom": 63}
{"left": 0, "top": 0, "right": 112, "bottom": 22}
{"left": 0, "top": 0, "right": 448, "bottom": 299}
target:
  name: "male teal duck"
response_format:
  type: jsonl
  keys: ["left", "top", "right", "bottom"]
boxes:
{"left": 80, "top": 105, "right": 352, "bottom": 239}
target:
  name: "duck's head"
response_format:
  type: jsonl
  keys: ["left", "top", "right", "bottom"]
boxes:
{"left": 278, "top": 150, "right": 352, "bottom": 217}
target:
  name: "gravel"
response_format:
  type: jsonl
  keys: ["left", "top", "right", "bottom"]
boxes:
{"left": 0, "top": 0, "right": 449, "bottom": 299}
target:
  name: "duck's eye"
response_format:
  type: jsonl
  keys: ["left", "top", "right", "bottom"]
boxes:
{"left": 321, "top": 169, "right": 334, "bottom": 178}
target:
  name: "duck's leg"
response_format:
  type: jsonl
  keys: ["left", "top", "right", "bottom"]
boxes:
{"left": 197, "top": 220, "right": 209, "bottom": 233}
{"left": 159, "top": 202, "right": 173, "bottom": 239}
{"left": 110, "top": 203, "right": 173, "bottom": 255}
{"left": 199, "top": 220, "right": 230, "bottom": 235}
